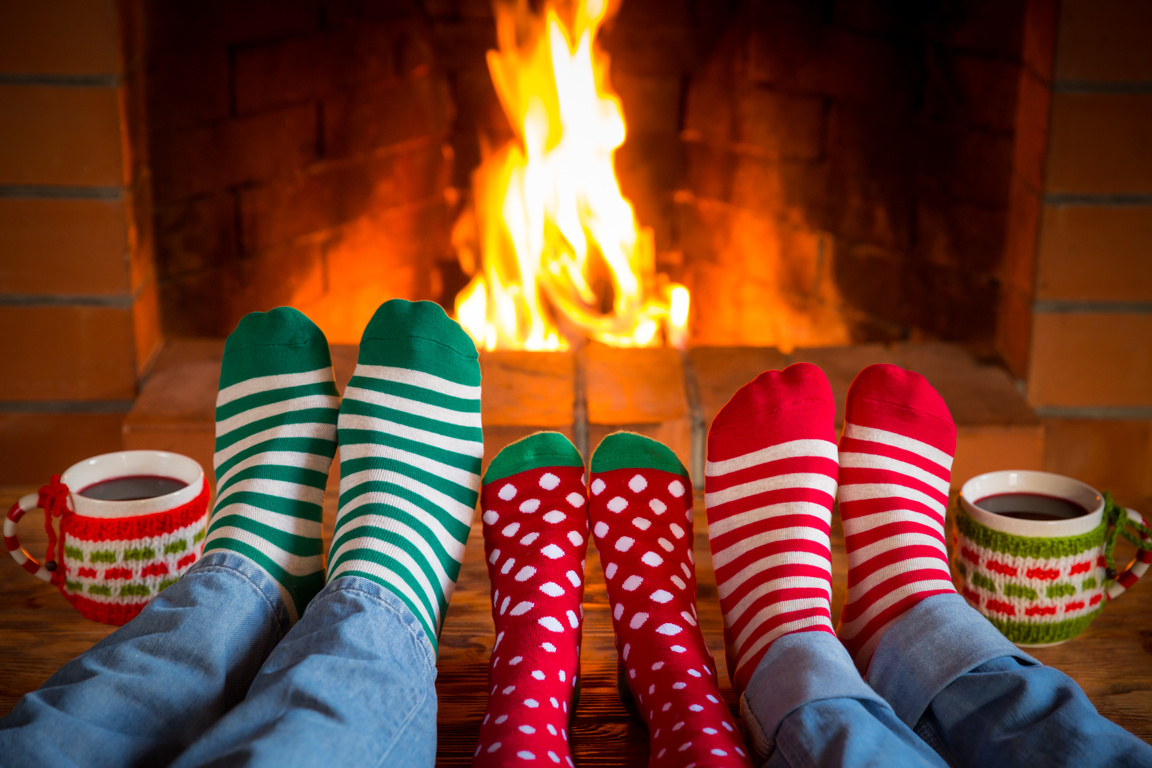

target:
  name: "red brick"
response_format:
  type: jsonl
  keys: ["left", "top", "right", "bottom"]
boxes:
{"left": 143, "top": 0, "right": 321, "bottom": 55}
{"left": 0, "top": 305, "right": 137, "bottom": 400}
{"left": 683, "top": 76, "right": 734, "bottom": 146}
{"left": 0, "top": 1, "right": 120, "bottom": 75}
{"left": 688, "top": 347, "right": 790, "bottom": 427}
{"left": 1012, "top": 69, "right": 1052, "bottom": 191}
{"left": 916, "top": 125, "right": 1013, "bottom": 207}
{"left": 922, "top": 54, "right": 1020, "bottom": 133}
{"left": 238, "top": 143, "right": 448, "bottom": 252}
{"left": 480, "top": 351, "right": 574, "bottom": 428}
{"left": 683, "top": 142, "right": 735, "bottom": 203}
{"left": 915, "top": 196, "right": 1007, "bottom": 273}
{"left": 1044, "top": 418, "right": 1152, "bottom": 499}
{"left": 431, "top": 19, "right": 496, "bottom": 72}
{"left": 790, "top": 345, "right": 896, "bottom": 426}
{"left": 323, "top": 75, "right": 452, "bottom": 159}
{"left": 995, "top": 283, "right": 1033, "bottom": 380}
{"left": 150, "top": 104, "right": 318, "bottom": 201}
{"left": 0, "top": 198, "right": 130, "bottom": 295}
{"left": 612, "top": 74, "right": 682, "bottom": 135}
{"left": 946, "top": 0, "right": 1026, "bottom": 55}
{"left": 1055, "top": 0, "right": 1152, "bottom": 83}
{"left": 1028, "top": 313, "right": 1152, "bottom": 407}
{"left": 1001, "top": 174, "right": 1042, "bottom": 293}
{"left": 1046, "top": 93, "right": 1152, "bottom": 196}
{"left": 145, "top": 48, "right": 230, "bottom": 132}
{"left": 821, "top": 29, "right": 911, "bottom": 107}
{"left": 126, "top": 185, "right": 154, "bottom": 293}
{"left": 735, "top": 87, "right": 824, "bottom": 161}
{"left": 0, "top": 85, "right": 124, "bottom": 186}
{"left": 451, "top": 68, "right": 506, "bottom": 135}
{"left": 746, "top": 12, "right": 823, "bottom": 92}
{"left": 133, "top": 278, "right": 163, "bottom": 376}
{"left": 153, "top": 194, "right": 239, "bottom": 280}
{"left": 0, "top": 412, "right": 125, "bottom": 486}
{"left": 599, "top": 25, "right": 698, "bottom": 77}
{"left": 1037, "top": 205, "right": 1152, "bottom": 301}
{"left": 1022, "top": 0, "right": 1059, "bottom": 81}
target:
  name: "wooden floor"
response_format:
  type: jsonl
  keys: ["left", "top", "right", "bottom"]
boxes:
{"left": 2, "top": 483, "right": 1151, "bottom": 765}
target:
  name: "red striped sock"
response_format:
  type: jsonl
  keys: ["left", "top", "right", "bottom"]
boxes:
{"left": 704, "top": 362, "right": 839, "bottom": 695}
{"left": 474, "top": 433, "right": 588, "bottom": 767}
{"left": 589, "top": 432, "right": 751, "bottom": 768}
{"left": 836, "top": 364, "right": 957, "bottom": 673}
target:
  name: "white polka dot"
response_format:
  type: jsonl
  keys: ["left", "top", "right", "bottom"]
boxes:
{"left": 629, "top": 474, "right": 648, "bottom": 493}
{"left": 547, "top": 724, "right": 558, "bottom": 735}
{"left": 501, "top": 559, "right": 515, "bottom": 575}
{"left": 509, "top": 656, "right": 523, "bottom": 665}
{"left": 524, "top": 699, "right": 539, "bottom": 708}
{"left": 543, "top": 510, "right": 566, "bottom": 524}
{"left": 669, "top": 480, "right": 685, "bottom": 497}
{"left": 605, "top": 562, "right": 618, "bottom": 579}
{"left": 649, "top": 498, "right": 667, "bottom": 515}
{"left": 687, "top": 548, "right": 694, "bottom": 564}
{"left": 496, "top": 714, "right": 509, "bottom": 724}
{"left": 567, "top": 610, "right": 579, "bottom": 628}
{"left": 566, "top": 492, "right": 584, "bottom": 508}
{"left": 520, "top": 498, "right": 541, "bottom": 513}
{"left": 673, "top": 682, "right": 687, "bottom": 690}
{"left": 503, "top": 685, "right": 516, "bottom": 694}
{"left": 703, "top": 727, "right": 717, "bottom": 734}
{"left": 520, "top": 532, "right": 540, "bottom": 546}
{"left": 689, "top": 704, "right": 703, "bottom": 712}
{"left": 517, "top": 750, "right": 536, "bottom": 760}
{"left": 541, "top": 544, "right": 564, "bottom": 559}
{"left": 669, "top": 523, "right": 685, "bottom": 539}
{"left": 632, "top": 517, "right": 652, "bottom": 531}
{"left": 671, "top": 645, "right": 686, "bottom": 653}
{"left": 615, "top": 536, "right": 634, "bottom": 552}
{"left": 591, "top": 478, "right": 605, "bottom": 495}
{"left": 559, "top": 670, "right": 566, "bottom": 682}
{"left": 495, "top": 631, "right": 504, "bottom": 648}
{"left": 503, "top": 522, "right": 521, "bottom": 537}
{"left": 656, "top": 623, "right": 682, "bottom": 636}
{"left": 566, "top": 570, "right": 581, "bottom": 587}
{"left": 711, "top": 749, "right": 728, "bottom": 757}
{"left": 593, "top": 521, "right": 609, "bottom": 538}
{"left": 542, "top": 642, "right": 557, "bottom": 652}
{"left": 651, "top": 589, "right": 672, "bottom": 603}
{"left": 488, "top": 741, "right": 503, "bottom": 753}
{"left": 607, "top": 496, "right": 628, "bottom": 513}
{"left": 706, "top": 694, "right": 718, "bottom": 703}
{"left": 622, "top": 574, "right": 643, "bottom": 591}
{"left": 531, "top": 670, "right": 545, "bottom": 681}
{"left": 658, "top": 749, "right": 667, "bottom": 758}
{"left": 510, "top": 601, "right": 534, "bottom": 616}
{"left": 736, "top": 746, "right": 746, "bottom": 756}
{"left": 518, "top": 724, "right": 537, "bottom": 735}
{"left": 679, "top": 741, "right": 693, "bottom": 751}
{"left": 548, "top": 751, "right": 560, "bottom": 763}
{"left": 630, "top": 612, "right": 649, "bottom": 629}
{"left": 681, "top": 610, "right": 696, "bottom": 626}
{"left": 673, "top": 721, "right": 685, "bottom": 731}
{"left": 515, "top": 565, "right": 536, "bottom": 581}
{"left": 540, "top": 582, "right": 564, "bottom": 597}
{"left": 499, "top": 484, "right": 518, "bottom": 501}
{"left": 538, "top": 616, "right": 564, "bottom": 632}
{"left": 483, "top": 510, "right": 499, "bottom": 525}
{"left": 550, "top": 697, "right": 559, "bottom": 708}
{"left": 671, "top": 575, "right": 686, "bottom": 590}
{"left": 641, "top": 551, "right": 663, "bottom": 567}
{"left": 629, "top": 668, "right": 637, "bottom": 679}
{"left": 681, "top": 562, "right": 692, "bottom": 579}
{"left": 567, "top": 530, "right": 583, "bottom": 546}
{"left": 648, "top": 684, "right": 656, "bottom": 695}
{"left": 657, "top": 537, "right": 674, "bottom": 552}
{"left": 623, "top": 643, "right": 631, "bottom": 660}
{"left": 687, "top": 668, "right": 701, "bottom": 677}
{"left": 539, "top": 472, "right": 560, "bottom": 490}
{"left": 489, "top": 548, "right": 501, "bottom": 564}
{"left": 722, "top": 721, "right": 733, "bottom": 732}
{"left": 662, "top": 702, "right": 672, "bottom": 711}
{"left": 613, "top": 603, "right": 624, "bottom": 620}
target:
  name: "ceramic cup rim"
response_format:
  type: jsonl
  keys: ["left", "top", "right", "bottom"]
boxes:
{"left": 60, "top": 450, "right": 204, "bottom": 519}
{"left": 959, "top": 470, "right": 1103, "bottom": 538}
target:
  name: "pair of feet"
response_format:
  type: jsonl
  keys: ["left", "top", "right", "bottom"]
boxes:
{"left": 474, "top": 432, "right": 750, "bottom": 767}
{"left": 204, "top": 299, "right": 482, "bottom": 650}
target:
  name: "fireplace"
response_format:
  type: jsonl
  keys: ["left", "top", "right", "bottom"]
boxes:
{"left": 2, "top": 0, "right": 1150, "bottom": 506}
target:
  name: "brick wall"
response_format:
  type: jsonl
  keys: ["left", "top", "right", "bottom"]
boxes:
{"left": 1017, "top": 0, "right": 1152, "bottom": 500}
{"left": 0, "top": 0, "right": 159, "bottom": 485}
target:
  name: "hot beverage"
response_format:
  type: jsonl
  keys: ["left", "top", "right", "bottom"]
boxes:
{"left": 79, "top": 475, "right": 188, "bottom": 501}
{"left": 975, "top": 492, "right": 1090, "bottom": 522}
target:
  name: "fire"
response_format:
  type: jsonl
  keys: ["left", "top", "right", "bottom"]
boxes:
{"left": 452, "top": 0, "right": 688, "bottom": 350}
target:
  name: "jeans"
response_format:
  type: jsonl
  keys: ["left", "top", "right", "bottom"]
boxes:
{"left": 0, "top": 551, "right": 438, "bottom": 768}
{"left": 744, "top": 593, "right": 1152, "bottom": 768}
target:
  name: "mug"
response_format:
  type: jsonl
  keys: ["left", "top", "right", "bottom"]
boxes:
{"left": 5, "top": 450, "right": 211, "bottom": 625}
{"left": 954, "top": 470, "right": 1151, "bottom": 646}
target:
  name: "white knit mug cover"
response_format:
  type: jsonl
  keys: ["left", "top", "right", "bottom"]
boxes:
{"left": 954, "top": 470, "right": 1152, "bottom": 647}
{"left": 5, "top": 450, "right": 210, "bottom": 625}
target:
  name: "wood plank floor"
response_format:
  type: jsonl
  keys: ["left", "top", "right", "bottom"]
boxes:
{"left": 2, "top": 484, "right": 1151, "bottom": 765}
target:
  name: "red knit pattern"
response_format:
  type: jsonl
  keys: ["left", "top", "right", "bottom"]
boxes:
{"left": 62, "top": 484, "right": 210, "bottom": 542}
{"left": 705, "top": 363, "right": 839, "bottom": 694}
{"left": 590, "top": 466, "right": 750, "bottom": 768}
{"left": 474, "top": 465, "right": 588, "bottom": 767}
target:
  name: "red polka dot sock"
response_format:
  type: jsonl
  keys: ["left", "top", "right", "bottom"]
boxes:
{"left": 836, "top": 364, "right": 957, "bottom": 673}
{"left": 589, "top": 432, "right": 752, "bottom": 768}
{"left": 704, "top": 362, "right": 839, "bottom": 695}
{"left": 473, "top": 432, "right": 588, "bottom": 767}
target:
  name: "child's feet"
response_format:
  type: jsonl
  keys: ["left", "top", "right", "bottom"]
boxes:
{"left": 203, "top": 307, "right": 340, "bottom": 621}
{"left": 473, "top": 432, "right": 588, "bottom": 767}
{"left": 327, "top": 299, "right": 484, "bottom": 652}
{"left": 705, "top": 363, "right": 839, "bottom": 694}
{"left": 590, "top": 433, "right": 750, "bottom": 767}
{"left": 836, "top": 364, "right": 956, "bottom": 673}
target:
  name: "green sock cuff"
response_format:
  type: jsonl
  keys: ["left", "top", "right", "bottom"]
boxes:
{"left": 220, "top": 307, "right": 333, "bottom": 389}
{"left": 483, "top": 431, "right": 583, "bottom": 485}
{"left": 359, "top": 299, "right": 480, "bottom": 385}
{"left": 590, "top": 431, "right": 687, "bottom": 477}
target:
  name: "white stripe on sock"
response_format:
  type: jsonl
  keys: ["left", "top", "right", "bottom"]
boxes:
{"left": 733, "top": 599, "right": 833, "bottom": 656}
{"left": 328, "top": 534, "right": 443, "bottom": 621}
{"left": 847, "top": 530, "right": 949, "bottom": 566}
{"left": 344, "top": 386, "right": 482, "bottom": 429}
{"left": 338, "top": 413, "right": 484, "bottom": 458}
{"left": 842, "top": 422, "right": 953, "bottom": 470}
{"left": 352, "top": 364, "right": 481, "bottom": 401}
{"left": 217, "top": 450, "right": 334, "bottom": 490}
{"left": 214, "top": 423, "right": 337, "bottom": 466}
{"left": 328, "top": 514, "right": 455, "bottom": 594}
{"left": 216, "top": 368, "right": 335, "bottom": 407}
{"left": 724, "top": 574, "right": 832, "bottom": 627}
{"left": 215, "top": 395, "right": 338, "bottom": 437}
{"left": 705, "top": 439, "right": 838, "bottom": 477}
{"left": 836, "top": 482, "right": 946, "bottom": 514}
{"left": 203, "top": 522, "right": 323, "bottom": 576}
{"left": 338, "top": 468, "right": 476, "bottom": 526}
{"left": 336, "top": 490, "right": 473, "bottom": 550}
{"left": 707, "top": 500, "right": 832, "bottom": 541}
{"left": 845, "top": 557, "right": 953, "bottom": 601}
{"left": 838, "top": 451, "right": 949, "bottom": 495}
{"left": 214, "top": 477, "right": 326, "bottom": 508}
{"left": 841, "top": 507, "right": 946, "bottom": 538}
{"left": 711, "top": 525, "right": 832, "bottom": 570}
{"left": 716, "top": 550, "right": 832, "bottom": 600}
{"left": 338, "top": 441, "right": 480, "bottom": 491}
{"left": 704, "top": 472, "right": 838, "bottom": 509}
{"left": 732, "top": 613, "right": 834, "bottom": 681}
{"left": 838, "top": 576, "right": 956, "bottom": 638}
{"left": 328, "top": 557, "right": 438, "bottom": 630}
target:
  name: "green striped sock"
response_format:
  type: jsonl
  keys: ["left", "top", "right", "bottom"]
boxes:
{"left": 203, "top": 307, "right": 339, "bottom": 622}
{"left": 327, "top": 299, "right": 483, "bottom": 652}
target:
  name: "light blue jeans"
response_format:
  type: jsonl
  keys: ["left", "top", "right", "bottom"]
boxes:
{"left": 744, "top": 593, "right": 1152, "bottom": 767}
{"left": 0, "top": 551, "right": 438, "bottom": 768}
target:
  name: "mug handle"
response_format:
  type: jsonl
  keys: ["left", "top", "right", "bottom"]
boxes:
{"left": 1106, "top": 507, "right": 1152, "bottom": 600}
{"left": 5, "top": 494, "right": 54, "bottom": 583}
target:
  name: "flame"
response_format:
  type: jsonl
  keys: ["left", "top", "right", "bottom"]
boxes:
{"left": 452, "top": 0, "right": 687, "bottom": 350}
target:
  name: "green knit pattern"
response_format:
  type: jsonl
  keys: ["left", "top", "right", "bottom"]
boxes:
{"left": 203, "top": 307, "right": 339, "bottom": 620}
{"left": 327, "top": 300, "right": 483, "bottom": 653}
{"left": 955, "top": 511, "right": 1105, "bottom": 558}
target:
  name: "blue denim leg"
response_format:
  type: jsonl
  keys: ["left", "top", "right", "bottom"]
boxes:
{"left": 867, "top": 592, "right": 1152, "bottom": 768}
{"left": 170, "top": 574, "right": 438, "bottom": 768}
{"left": 744, "top": 631, "right": 949, "bottom": 768}
{"left": 0, "top": 551, "right": 289, "bottom": 768}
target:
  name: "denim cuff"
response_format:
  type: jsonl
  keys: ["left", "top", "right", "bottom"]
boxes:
{"left": 742, "top": 631, "right": 889, "bottom": 758}
{"left": 866, "top": 592, "right": 1039, "bottom": 728}
{"left": 184, "top": 550, "right": 295, "bottom": 636}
